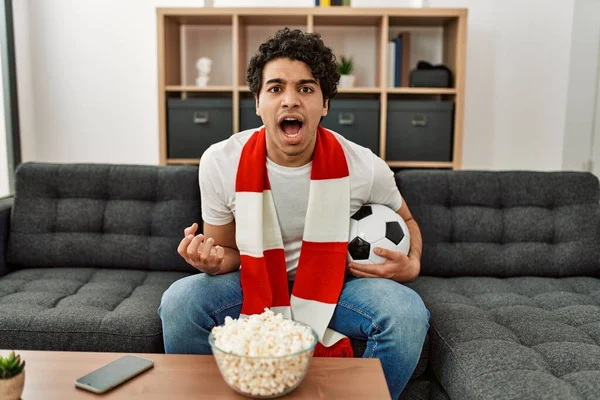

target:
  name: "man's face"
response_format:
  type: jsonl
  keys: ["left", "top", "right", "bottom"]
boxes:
{"left": 256, "top": 57, "right": 329, "bottom": 167}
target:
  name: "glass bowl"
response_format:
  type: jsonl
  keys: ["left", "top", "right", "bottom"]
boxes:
{"left": 208, "top": 322, "right": 318, "bottom": 399}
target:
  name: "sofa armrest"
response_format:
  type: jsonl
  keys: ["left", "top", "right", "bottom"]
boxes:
{"left": 0, "top": 196, "right": 13, "bottom": 277}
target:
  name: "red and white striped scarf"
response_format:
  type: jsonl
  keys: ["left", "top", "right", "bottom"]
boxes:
{"left": 235, "top": 126, "right": 353, "bottom": 357}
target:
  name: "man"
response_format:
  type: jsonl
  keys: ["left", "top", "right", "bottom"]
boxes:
{"left": 158, "top": 28, "right": 430, "bottom": 399}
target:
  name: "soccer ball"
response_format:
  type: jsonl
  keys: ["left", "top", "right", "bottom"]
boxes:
{"left": 347, "top": 204, "right": 410, "bottom": 265}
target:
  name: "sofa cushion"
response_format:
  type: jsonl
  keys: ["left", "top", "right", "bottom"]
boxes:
{"left": 7, "top": 163, "right": 201, "bottom": 273}
{"left": 0, "top": 268, "right": 190, "bottom": 352}
{"left": 400, "top": 375, "right": 450, "bottom": 400}
{"left": 0, "top": 197, "right": 12, "bottom": 277}
{"left": 397, "top": 171, "right": 600, "bottom": 277}
{"left": 408, "top": 276, "right": 600, "bottom": 399}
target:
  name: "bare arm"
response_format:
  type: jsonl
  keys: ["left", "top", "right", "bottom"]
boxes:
{"left": 395, "top": 201, "right": 422, "bottom": 282}
{"left": 177, "top": 220, "right": 240, "bottom": 275}
{"left": 203, "top": 220, "right": 240, "bottom": 274}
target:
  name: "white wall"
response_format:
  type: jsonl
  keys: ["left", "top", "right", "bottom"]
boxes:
{"left": 0, "top": 57, "right": 9, "bottom": 196}
{"left": 562, "top": 0, "right": 600, "bottom": 172}
{"left": 427, "top": 0, "right": 575, "bottom": 170}
{"left": 12, "top": 0, "right": 34, "bottom": 163}
{"left": 14, "top": 0, "right": 581, "bottom": 170}
{"left": 593, "top": 43, "right": 600, "bottom": 177}
{"left": 14, "top": 0, "right": 206, "bottom": 166}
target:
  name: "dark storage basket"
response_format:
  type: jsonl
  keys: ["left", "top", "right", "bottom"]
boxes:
{"left": 321, "top": 99, "right": 380, "bottom": 154}
{"left": 239, "top": 97, "right": 264, "bottom": 132}
{"left": 386, "top": 100, "right": 454, "bottom": 162}
{"left": 167, "top": 97, "right": 233, "bottom": 159}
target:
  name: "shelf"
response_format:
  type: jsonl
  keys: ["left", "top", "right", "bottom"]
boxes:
{"left": 159, "top": 7, "right": 466, "bottom": 25}
{"left": 239, "top": 15, "right": 306, "bottom": 26}
{"left": 314, "top": 15, "right": 382, "bottom": 27}
{"left": 314, "top": 24, "right": 380, "bottom": 87}
{"left": 387, "top": 88, "right": 456, "bottom": 95}
{"left": 165, "top": 14, "right": 232, "bottom": 25}
{"left": 158, "top": 7, "right": 467, "bottom": 168}
{"left": 237, "top": 86, "right": 382, "bottom": 94}
{"left": 166, "top": 85, "right": 234, "bottom": 92}
{"left": 238, "top": 86, "right": 454, "bottom": 95}
{"left": 388, "top": 14, "right": 464, "bottom": 27}
{"left": 181, "top": 25, "right": 233, "bottom": 87}
{"left": 166, "top": 158, "right": 455, "bottom": 169}
{"left": 167, "top": 158, "right": 200, "bottom": 165}
{"left": 386, "top": 161, "right": 454, "bottom": 168}
{"left": 338, "top": 87, "right": 382, "bottom": 94}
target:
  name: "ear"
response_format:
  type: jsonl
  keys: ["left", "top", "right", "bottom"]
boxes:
{"left": 322, "top": 98, "right": 329, "bottom": 117}
{"left": 255, "top": 96, "right": 260, "bottom": 116}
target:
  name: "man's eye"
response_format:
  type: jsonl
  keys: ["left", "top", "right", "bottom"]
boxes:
{"left": 300, "top": 87, "right": 314, "bottom": 93}
{"left": 268, "top": 87, "right": 281, "bottom": 93}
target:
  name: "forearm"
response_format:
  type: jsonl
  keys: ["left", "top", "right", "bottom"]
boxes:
{"left": 217, "top": 246, "right": 241, "bottom": 275}
{"left": 406, "top": 218, "right": 422, "bottom": 261}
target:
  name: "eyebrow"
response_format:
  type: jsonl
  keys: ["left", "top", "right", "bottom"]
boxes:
{"left": 264, "top": 78, "right": 318, "bottom": 86}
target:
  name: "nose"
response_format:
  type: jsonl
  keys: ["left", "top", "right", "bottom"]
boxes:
{"left": 281, "top": 89, "right": 300, "bottom": 109}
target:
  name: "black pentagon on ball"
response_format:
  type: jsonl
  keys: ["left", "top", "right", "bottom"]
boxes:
{"left": 385, "top": 221, "right": 405, "bottom": 245}
{"left": 348, "top": 237, "right": 370, "bottom": 260}
{"left": 351, "top": 205, "right": 373, "bottom": 221}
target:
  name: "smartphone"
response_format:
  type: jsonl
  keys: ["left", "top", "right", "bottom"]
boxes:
{"left": 75, "top": 355, "right": 154, "bottom": 394}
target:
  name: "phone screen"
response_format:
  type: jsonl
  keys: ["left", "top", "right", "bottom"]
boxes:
{"left": 75, "top": 355, "right": 154, "bottom": 393}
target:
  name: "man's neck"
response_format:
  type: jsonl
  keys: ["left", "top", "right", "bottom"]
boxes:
{"left": 266, "top": 135, "right": 317, "bottom": 167}
{"left": 268, "top": 153, "right": 312, "bottom": 168}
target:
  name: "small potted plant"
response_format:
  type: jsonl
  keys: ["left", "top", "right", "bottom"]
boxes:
{"left": 0, "top": 351, "right": 26, "bottom": 400}
{"left": 337, "top": 56, "right": 355, "bottom": 88}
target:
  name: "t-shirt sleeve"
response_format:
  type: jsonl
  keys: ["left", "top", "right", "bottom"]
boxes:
{"left": 367, "top": 152, "right": 403, "bottom": 212}
{"left": 198, "top": 148, "right": 234, "bottom": 226}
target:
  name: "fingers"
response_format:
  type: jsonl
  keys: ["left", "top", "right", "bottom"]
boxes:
{"left": 184, "top": 223, "right": 198, "bottom": 237}
{"left": 347, "top": 260, "right": 397, "bottom": 279}
{"left": 178, "top": 223, "right": 199, "bottom": 262}
{"left": 187, "top": 234, "right": 205, "bottom": 263}
{"left": 373, "top": 247, "right": 405, "bottom": 262}
{"left": 180, "top": 233, "right": 224, "bottom": 275}
{"left": 200, "top": 237, "right": 214, "bottom": 263}
{"left": 177, "top": 234, "right": 195, "bottom": 263}
{"left": 347, "top": 262, "right": 382, "bottom": 278}
{"left": 204, "top": 245, "right": 225, "bottom": 275}
{"left": 215, "top": 244, "right": 225, "bottom": 260}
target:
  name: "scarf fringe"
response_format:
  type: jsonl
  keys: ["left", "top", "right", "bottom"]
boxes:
{"left": 314, "top": 337, "right": 354, "bottom": 358}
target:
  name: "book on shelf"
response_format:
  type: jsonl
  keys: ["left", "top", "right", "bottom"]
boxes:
{"left": 316, "top": 0, "right": 349, "bottom": 6}
{"left": 388, "top": 32, "right": 411, "bottom": 87}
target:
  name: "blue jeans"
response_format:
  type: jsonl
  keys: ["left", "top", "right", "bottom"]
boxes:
{"left": 158, "top": 271, "right": 430, "bottom": 399}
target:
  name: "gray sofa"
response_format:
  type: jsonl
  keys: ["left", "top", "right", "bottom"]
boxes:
{"left": 1, "top": 162, "right": 599, "bottom": 400}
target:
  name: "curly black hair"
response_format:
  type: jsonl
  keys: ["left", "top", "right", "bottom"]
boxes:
{"left": 247, "top": 28, "right": 340, "bottom": 104}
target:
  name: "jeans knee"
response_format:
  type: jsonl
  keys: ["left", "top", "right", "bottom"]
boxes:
{"left": 376, "top": 282, "right": 430, "bottom": 333}
{"left": 159, "top": 275, "right": 207, "bottom": 321}
{"left": 402, "top": 287, "right": 430, "bottom": 325}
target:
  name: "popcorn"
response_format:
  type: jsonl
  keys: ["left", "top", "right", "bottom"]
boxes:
{"left": 210, "top": 308, "right": 316, "bottom": 398}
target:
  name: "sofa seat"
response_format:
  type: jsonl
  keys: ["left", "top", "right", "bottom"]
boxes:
{"left": 0, "top": 268, "right": 189, "bottom": 353}
{"left": 400, "top": 375, "right": 450, "bottom": 400}
{"left": 407, "top": 276, "right": 600, "bottom": 400}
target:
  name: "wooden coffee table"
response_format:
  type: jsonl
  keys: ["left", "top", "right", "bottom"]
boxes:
{"left": 2, "top": 350, "right": 391, "bottom": 399}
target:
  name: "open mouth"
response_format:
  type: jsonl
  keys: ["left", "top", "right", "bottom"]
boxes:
{"left": 279, "top": 116, "right": 304, "bottom": 141}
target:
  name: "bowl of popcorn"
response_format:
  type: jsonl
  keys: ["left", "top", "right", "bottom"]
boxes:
{"left": 209, "top": 308, "right": 318, "bottom": 399}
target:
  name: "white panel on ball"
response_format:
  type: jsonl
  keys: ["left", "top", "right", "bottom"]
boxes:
{"left": 370, "top": 237, "right": 399, "bottom": 265}
{"left": 348, "top": 204, "right": 411, "bottom": 265}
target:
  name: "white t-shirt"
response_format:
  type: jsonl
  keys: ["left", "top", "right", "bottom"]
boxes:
{"left": 199, "top": 127, "right": 403, "bottom": 279}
